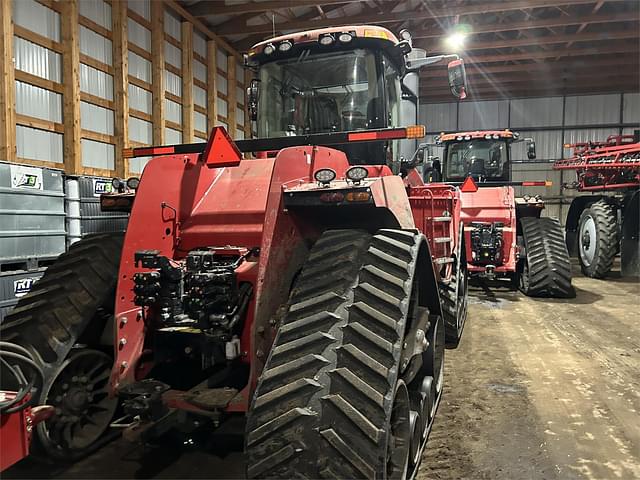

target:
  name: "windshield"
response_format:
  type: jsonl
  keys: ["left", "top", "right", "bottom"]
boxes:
{"left": 257, "top": 48, "right": 384, "bottom": 138}
{"left": 445, "top": 139, "right": 509, "bottom": 181}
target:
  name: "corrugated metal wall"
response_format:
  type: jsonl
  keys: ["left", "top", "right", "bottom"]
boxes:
{"left": 420, "top": 93, "right": 639, "bottom": 224}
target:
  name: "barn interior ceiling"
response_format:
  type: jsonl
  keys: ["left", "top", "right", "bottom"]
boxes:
{"left": 178, "top": 0, "right": 640, "bottom": 102}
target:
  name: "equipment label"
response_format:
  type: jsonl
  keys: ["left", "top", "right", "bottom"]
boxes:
{"left": 93, "top": 178, "right": 114, "bottom": 197}
{"left": 14, "top": 277, "right": 40, "bottom": 298}
{"left": 10, "top": 165, "right": 43, "bottom": 190}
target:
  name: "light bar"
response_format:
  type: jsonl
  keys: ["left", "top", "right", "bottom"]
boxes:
{"left": 522, "top": 181, "right": 553, "bottom": 187}
{"left": 347, "top": 125, "right": 425, "bottom": 142}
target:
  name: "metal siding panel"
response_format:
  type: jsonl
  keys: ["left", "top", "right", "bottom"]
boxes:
{"left": 127, "top": 18, "right": 151, "bottom": 51}
{"left": 13, "top": 36, "right": 62, "bottom": 83}
{"left": 217, "top": 48, "right": 227, "bottom": 72}
{"left": 165, "top": 127, "right": 182, "bottom": 144}
{"left": 80, "top": 63, "right": 114, "bottom": 101}
{"left": 129, "top": 156, "right": 151, "bottom": 174}
{"left": 128, "top": 51, "right": 152, "bottom": 83}
{"left": 562, "top": 128, "right": 619, "bottom": 160}
{"left": 623, "top": 93, "right": 640, "bottom": 124}
{"left": 194, "top": 111, "right": 207, "bottom": 132}
{"left": 511, "top": 130, "right": 562, "bottom": 162}
{"left": 165, "top": 70, "right": 182, "bottom": 97}
{"left": 79, "top": 0, "right": 112, "bottom": 31}
{"left": 164, "top": 10, "right": 181, "bottom": 40}
{"left": 16, "top": 126, "right": 63, "bottom": 163}
{"left": 510, "top": 97, "right": 563, "bottom": 128}
{"left": 165, "top": 98, "right": 182, "bottom": 125}
{"left": 511, "top": 163, "right": 562, "bottom": 198}
{"left": 80, "top": 101, "right": 114, "bottom": 135}
{"left": 128, "top": 83, "right": 152, "bottom": 113}
{"left": 127, "top": 0, "right": 150, "bottom": 21}
{"left": 80, "top": 26, "right": 113, "bottom": 66}
{"left": 165, "top": 41, "right": 181, "bottom": 69}
{"left": 420, "top": 103, "right": 457, "bottom": 132}
{"left": 217, "top": 73, "right": 227, "bottom": 95}
{"left": 193, "top": 85, "right": 206, "bottom": 108}
{"left": 458, "top": 100, "right": 508, "bottom": 130}
{"left": 564, "top": 94, "right": 620, "bottom": 126}
{"left": 15, "top": 80, "right": 62, "bottom": 123}
{"left": 81, "top": 139, "right": 115, "bottom": 170}
{"left": 128, "top": 117, "right": 152, "bottom": 144}
{"left": 193, "top": 32, "right": 207, "bottom": 58}
{"left": 12, "top": 0, "right": 60, "bottom": 42}
{"left": 193, "top": 60, "right": 207, "bottom": 83}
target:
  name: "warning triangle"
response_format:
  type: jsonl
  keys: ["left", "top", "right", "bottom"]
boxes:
{"left": 460, "top": 176, "right": 478, "bottom": 192}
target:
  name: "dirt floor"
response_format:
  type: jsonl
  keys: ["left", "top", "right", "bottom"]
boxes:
{"left": 6, "top": 261, "right": 640, "bottom": 479}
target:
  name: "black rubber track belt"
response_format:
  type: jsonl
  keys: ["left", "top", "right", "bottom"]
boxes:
{"left": 520, "top": 217, "right": 574, "bottom": 298}
{"left": 245, "top": 229, "right": 421, "bottom": 479}
{"left": 1, "top": 233, "right": 123, "bottom": 407}
{"left": 439, "top": 225, "right": 467, "bottom": 349}
{"left": 578, "top": 200, "right": 618, "bottom": 278}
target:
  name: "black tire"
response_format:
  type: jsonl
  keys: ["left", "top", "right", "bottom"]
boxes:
{"left": 1, "top": 233, "right": 123, "bottom": 459}
{"left": 246, "top": 229, "right": 438, "bottom": 479}
{"left": 578, "top": 200, "right": 618, "bottom": 278}
{"left": 440, "top": 223, "right": 468, "bottom": 349}
{"left": 519, "top": 217, "right": 574, "bottom": 298}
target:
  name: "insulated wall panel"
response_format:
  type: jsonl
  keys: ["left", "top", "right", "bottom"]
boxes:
{"left": 564, "top": 94, "right": 620, "bottom": 126}
{"left": 80, "top": 64, "right": 114, "bottom": 100}
{"left": 81, "top": 139, "right": 115, "bottom": 170}
{"left": 165, "top": 128, "right": 182, "bottom": 144}
{"left": 217, "top": 98, "right": 228, "bottom": 118}
{"left": 128, "top": 0, "right": 150, "bottom": 20}
{"left": 458, "top": 100, "right": 508, "bottom": 130}
{"left": 511, "top": 163, "right": 563, "bottom": 198}
{"left": 15, "top": 81, "right": 62, "bottom": 123}
{"left": 13, "top": 0, "right": 60, "bottom": 42}
{"left": 165, "top": 70, "right": 182, "bottom": 97}
{"left": 623, "top": 93, "right": 640, "bottom": 124}
{"left": 420, "top": 102, "right": 457, "bottom": 132}
{"left": 217, "top": 48, "right": 228, "bottom": 72}
{"left": 79, "top": 0, "right": 112, "bottom": 30}
{"left": 510, "top": 97, "right": 562, "bottom": 128}
{"left": 194, "top": 60, "right": 207, "bottom": 83}
{"left": 165, "top": 42, "right": 181, "bottom": 69}
{"left": 80, "top": 26, "right": 113, "bottom": 65}
{"left": 127, "top": 18, "right": 151, "bottom": 50}
{"left": 193, "top": 85, "right": 206, "bottom": 107}
{"left": 164, "top": 10, "right": 181, "bottom": 40}
{"left": 510, "top": 130, "right": 562, "bottom": 162}
{"left": 193, "top": 32, "right": 207, "bottom": 58}
{"left": 129, "top": 156, "right": 151, "bottom": 174}
{"left": 165, "top": 99, "right": 182, "bottom": 124}
{"left": 16, "top": 126, "right": 63, "bottom": 163}
{"left": 194, "top": 112, "right": 207, "bottom": 133}
{"left": 80, "top": 102, "right": 114, "bottom": 135}
{"left": 128, "top": 84, "right": 152, "bottom": 113}
{"left": 129, "top": 117, "right": 152, "bottom": 144}
{"left": 13, "top": 37, "right": 62, "bottom": 83}
{"left": 128, "top": 51, "right": 152, "bottom": 83}
{"left": 217, "top": 74, "right": 227, "bottom": 95}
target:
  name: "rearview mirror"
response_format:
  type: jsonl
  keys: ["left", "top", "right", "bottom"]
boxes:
{"left": 247, "top": 79, "right": 260, "bottom": 122}
{"left": 447, "top": 59, "right": 467, "bottom": 100}
{"left": 526, "top": 138, "right": 536, "bottom": 159}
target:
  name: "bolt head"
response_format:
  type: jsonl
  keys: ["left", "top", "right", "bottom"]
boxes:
{"left": 119, "top": 338, "right": 127, "bottom": 347}
{"left": 120, "top": 361, "right": 128, "bottom": 370}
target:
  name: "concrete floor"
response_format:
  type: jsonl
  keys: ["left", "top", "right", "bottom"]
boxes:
{"left": 6, "top": 261, "right": 640, "bottom": 479}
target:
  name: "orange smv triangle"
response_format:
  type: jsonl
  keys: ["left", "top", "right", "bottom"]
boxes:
{"left": 460, "top": 176, "right": 478, "bottom": 193}
{"left": 202, "top": 126, "right": 242, "bottom": 168}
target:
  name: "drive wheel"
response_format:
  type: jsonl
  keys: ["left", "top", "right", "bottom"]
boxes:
{"left": 246, "top": 229, "right": 435, "bottom": 479}
{"left": 578, "top": 200, "right": 618, "bottom": 278}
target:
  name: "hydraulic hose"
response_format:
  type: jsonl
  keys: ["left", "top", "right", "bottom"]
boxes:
{"left": 0, "top": 341, "right": 44, "bottom": 414}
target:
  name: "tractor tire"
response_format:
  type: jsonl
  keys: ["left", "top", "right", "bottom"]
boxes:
{"left": 440, "top": 223, "right": 468, "bottom": 349}
{"left": 245, "top": 229, "right": 444, "bottom": 479}
{"left": 518, "top": 217, "right": 574, "bottom": 298}
{"left": 578, "top": 200, "right": 618, "bottom": 278}
{"left": 1, "top": 233, "right": 123, "bottom": 459}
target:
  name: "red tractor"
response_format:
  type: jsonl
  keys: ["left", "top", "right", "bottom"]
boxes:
{"left": 554, "top": 133, "right": 640, "bottom": 278}
{"left": 428, "top": 130, "right": 574, "bottom": 298}
{"left": 1, "top": 26, "right": 469, "bottom": 478}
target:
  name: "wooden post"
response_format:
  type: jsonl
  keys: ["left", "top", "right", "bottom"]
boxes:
{"left": 0, "top": 0, "right": 16, "bottom": 162}
{"left": 61, "top": 0, "right": 81, "bottom": 174}
{"left": 227, "top": 55, "right": 236, "bottom": 138}
{"left": 112, "top": 0, "right": 129, "bottom": 177}
{"left": 206, "top": 40, "right": 218, "bottom": 131}
{"left": 181, "top": 22, "right": 194, "bottom": 143}
{"left": 151, "top": 1, "right": 165, "bottom": 144}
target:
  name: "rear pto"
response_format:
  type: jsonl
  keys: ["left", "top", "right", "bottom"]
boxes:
{"left": 431, "top": 130, "right": 574, "bottom": 297}
{"left": 1, "top": 26, "right": 469, "bottom": 478}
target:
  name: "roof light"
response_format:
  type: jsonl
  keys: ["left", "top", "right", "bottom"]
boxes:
{"left": 456, "top": 136, "right": 463, "bottom": 141}
{"left": 485, "top": 134, "right": 492, "bottom": 139}
{"left": 319, "top": 34, "right": 335, "bottom": 46}
{"left": 314, "top": 168, "right": 336, "bottom": 185}
{"left": 464, "top": 135, "right": 471, "bottom": 140}
{"left": 278, "top": 41, "right": 292, "bottom": 52}
{"left": 492, "top": 134, "right": 500, "bottom": 139}
{"left": 338, "top": 32, "right": 353, "bottom": 43}
{"left": 346, "top": 166, "right": 368, "bottom": 183}
{"left": 263, "top": 43, "right": 275, "bottom": 55}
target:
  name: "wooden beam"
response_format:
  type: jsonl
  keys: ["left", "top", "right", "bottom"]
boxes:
{"left": 227, "top": 56, "right": 236, "bottom": 138}
{"left": 151, "top": 1, "right": 165, "bottom": 145}
{"left": 61, "top": 0, "right": 82, "bottom": 174}
{"left": 182, "top": 21, "right": 194, "bottom": 143}
{"left": 188, "top": 0, "right": 360, "bottom": 17}
{"left": 0, "top": 0, "right": 16, "bottom": 162}
{"left": 207, "top": 40, "right": 218, "bottom": 132}
{"left": 216, "top": 0, "right": 600, "bottom": 35}
{"left": 112, "top": 0, "right": 129, "bottom": 178}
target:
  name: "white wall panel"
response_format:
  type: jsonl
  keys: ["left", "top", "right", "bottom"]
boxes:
{"left": 129, "top": 156, "right": 151, "bottom": 174}
{"left": 237, "top": 108, "right": 245, "bottom": 127}
{"left": 129, "top": 117, "right": 152, "bottom": 144}
{"left": 16, "top": 125, "right": 63, "bottom": 163}
{"left": 217, "top": 73, "right": 227, "bottom": 95}
{"left": 420, "top": 102, "right": 457, "bottom": 132}
{"left": 13, "top": 0, "right": 60, "bottom": 42}
{"left": 15, "top": 81, "right": 62, "bottom": 122}
{"left": 511, "top": 130, "right": 562, "bottom": 162}
{"left": 194, "top": 111, "right": 207, "bottom": 133}
{"left": 217, "top": 98, "right": 228, "bottom": 118}
{"left": 127, "top": 0, "right": 150, "bottom": 20}
{"left": 165, "top": 42, "right": 181, "bottom": 69}
{"left": 564, "top": 94, "right": 620, "bottom": 126}
{"left": 13, "top": 37, "right": 62, "bottom": 83}
{"left": 562, "top": 128, "right": 618, "bottom": 156}
{"left": 165, "top": 127, "right": 182, "bottom": 144}
{"left": 80, "top": 102, "right": 114, "bottom": 135}
{"left": 79, "top": 0, "right": 112, "bottom": 30}
{"left": 128, "top": 84, "right": 152, "bottom": 113}
{"left": 510, "top": 97, "right": 562, "bottom": 128}
{"left": 164, "top": 10, "right": 181, "bottom": 40}
{"left": 80, "top": 64, "right": 114, "bottom": 100}
{"left": 236, "top": 129, "right": 245, "bottom": 140}
{"left": 193, "top": 85, "right": 206, "bottom": 108}
{"left": 128, "top": 51, "right": 152, "bottom": 83}
{"left": 217, "top": 48, "right": 228, "bottom": 72}
{"left": 80, "top": 26, "right": 113, "bottom": 65}
{"left": 193, "top": 32, "right": 207, "bottom": 58}
{"left": 236, "top": 85, "right": 244, "bottom": 106}
{"left": 127, "top": 18, "right": 151, "bottom": 51}
{"left": 512, "top": 163, "right": 563, "bottom": 199}
{"left": 458, "top": 100, "right": 508, "bottom": 130}
{"left": 623, "top": 93, "right": 639, "bottom": 124}
{"left": 194, "top": 60, "right": 207, "bottom": 83}
{"left": 165, "top": 99, "right": 182, "bottom": 124}
{"left": 165, "top": 70, "right": 182, "bottom": 97}
{"left": 216, "top": 119, "right": 228, "bottom": 130}
{"left": 81, "top": 139, "right": 114, "bottom": 170}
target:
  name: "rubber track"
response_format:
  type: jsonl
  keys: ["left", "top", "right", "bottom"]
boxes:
{"left": 246, "top": 229, "right": 420, "bottom": 479}
{"left": 439, "top": 226, "right": 467, "bottom": 348}
{"left": 520, "top": 217, "right": 574, "bottom": 298}
{"left": 1, "top": 233, "right": 123, "bottom": 391}
{"left": 579, "top": 200, "right": 618, "bottom": 278}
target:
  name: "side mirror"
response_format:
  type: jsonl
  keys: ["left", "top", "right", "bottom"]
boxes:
{"left": 526, "top": 138, "right": 536, "bottom": 159}
{"left": 447, "top": 59, "right": 467, "bottom": 100}
{"left": 247, "top": 79, "right": 260, "bottom": 122}
{"left": 410, "top": 144, "right": 427, "bottom": 166}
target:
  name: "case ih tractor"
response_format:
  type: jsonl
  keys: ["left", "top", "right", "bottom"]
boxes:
{"left": 428, "top": 130, "right": 574, "bottom": 298}
{"left": 1, "top": 26, "right": 469, "bottom": 478}
{"left": 554, "top": 133, "right": 640, "bottom": 278}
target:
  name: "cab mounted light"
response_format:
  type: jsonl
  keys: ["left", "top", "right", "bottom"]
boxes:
{"left": 314, "top": 168, "right": 336, "bottom": 186}
{"left": 319, "top": 34, "right": 335, "bottom": 46}
{"left": 346, "top": 166, "right": 368, "bottom": 184}
{"left": 278, "top": 41, "right": 293, "bottom": 52}
{"left": 263, "top": 43, "right": 276, "bottom": 55}
{"left": 338, "top": 32, "right": 353, "bottom": 43}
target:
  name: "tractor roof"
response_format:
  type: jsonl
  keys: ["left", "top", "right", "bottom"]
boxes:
{"left": 437, "top": 130, "right": 517, "bottom": 142}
